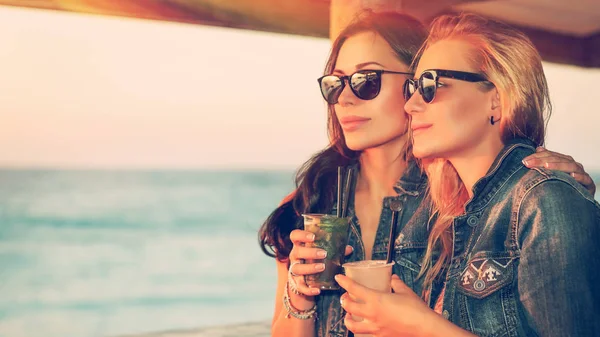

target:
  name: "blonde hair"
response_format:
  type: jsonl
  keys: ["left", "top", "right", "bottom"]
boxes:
{"left": 415, "top": 13, "right": 552, "bottom": 300}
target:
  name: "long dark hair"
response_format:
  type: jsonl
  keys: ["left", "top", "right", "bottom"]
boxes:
{"left": 258, "top": 10, "right": 427, "bottom": 261}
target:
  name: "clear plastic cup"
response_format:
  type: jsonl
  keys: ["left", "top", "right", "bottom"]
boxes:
{"left": 302, "top": 214, "right": 351, "bottom": 290}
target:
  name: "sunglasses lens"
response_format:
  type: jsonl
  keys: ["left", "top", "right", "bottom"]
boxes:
{"left": 403, "top": 79, "right": 415, "bottom": 101}
{"left": 421, "top": 72, "right": 436, "bottom": 103}
{"left": 319, "top": 75, "right": 344, "bottom": 104}
{"left": 351, "top": 71, "right": 381, "bottom": 100}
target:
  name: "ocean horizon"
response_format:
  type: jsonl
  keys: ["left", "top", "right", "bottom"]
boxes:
{"left": 0, "top": 169, "right": 598, "bottom": 337}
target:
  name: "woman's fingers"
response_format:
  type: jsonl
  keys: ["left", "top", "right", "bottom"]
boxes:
{"left": 289, "top": 245, "right": 327, "bottom": 261}
{"left": 288, "top": 232, "right": 356, "bottom": 297}
{"left": 570, "top": 172, "right": 595, "bottom": 186}
{"left": 570, "top": 172, "right": 596, "bottom": 195}
{"left": 289, "top": 229, "right": 315, "bottom": 244}
{"left": 542, "top": 161, "right": 584, "bottom": 174}
{"left": 294, "top": 277, "right": 321, "bottom": 296}
{"left": 523, "top": 148, "right": 572, "bottom": 165}
{"left": 340, "top": 292, "right": 369, "bottom": 319}
{"left": 345, "top": 245, "right": 354, "bottom": 256}
{"left": 290, "top": 261, "right": 325, "bottom": 275}
{"left": 344, "top": 314, "right": 378, "bottom": 335}
{"left": 288, "top": 230, "right": 327, "bottom": 297}
{"left": 522, "top": 148, "right": 596, "bottom": 195}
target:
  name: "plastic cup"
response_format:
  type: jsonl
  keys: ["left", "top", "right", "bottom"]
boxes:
{"left": 342, "top": 260, "right": 395, "bottom": 337}
{"left": 302, "top": 214, "right": 351, "bottom": 290}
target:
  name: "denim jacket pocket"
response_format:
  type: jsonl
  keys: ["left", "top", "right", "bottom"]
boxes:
{"left": 395, "top": 247, "right": 423, "bottom": 272}
{"left": 457, "top": 252, "right": 517, "bottom": 300}
{"left": 394, "top": 245, "right": 426, "bottom": 294}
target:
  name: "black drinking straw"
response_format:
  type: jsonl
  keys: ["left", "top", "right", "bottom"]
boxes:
{"left": 386, "top": 200, "right": 402, "bottom": 264}
{"left": 341, "top": 167, "right": 354, "bottom": 218}
{"left": 336, "top": 167, "right": 343, "bottom": 217}
{"left": 341, "top": 167, "right": 355, "bottom": 337}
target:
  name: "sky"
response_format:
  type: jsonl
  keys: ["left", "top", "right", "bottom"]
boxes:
{"left": 1, "top": 5, "right": 599, "bottom": 171}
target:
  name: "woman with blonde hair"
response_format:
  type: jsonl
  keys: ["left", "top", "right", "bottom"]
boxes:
{"left": 336, "top": 13, "right": 600, "bottom": 337}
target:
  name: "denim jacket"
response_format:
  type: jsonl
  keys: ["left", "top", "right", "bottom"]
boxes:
{"left": 314, "top": 161, "right": 433, "bottom": 337}
{"left": 440, "top": 138, "right": 600, "bottom": 337}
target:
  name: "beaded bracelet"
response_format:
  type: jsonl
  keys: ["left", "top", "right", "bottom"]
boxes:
{"left": 282, "top": 282, "right": 317, "bottom": 320}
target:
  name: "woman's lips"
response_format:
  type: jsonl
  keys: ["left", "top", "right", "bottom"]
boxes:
{"left": 340, "top": 116, "right": 371, "bottom": 131}
{"left": 411, "top": 123, "right": 432, "bottom": 135}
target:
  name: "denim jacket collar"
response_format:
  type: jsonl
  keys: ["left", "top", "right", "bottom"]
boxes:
{"left": 393, "top": 160, "right": 428, "bottom": 196}
{"left": 465, "top": 137, "right": 537, "bottom": 212}
{"left": 346, "top": 159, "right": 427, "bottom": 197}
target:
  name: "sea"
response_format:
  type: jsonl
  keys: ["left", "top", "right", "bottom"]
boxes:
{"left": 0, "top": 170, "right": 293, "bottom": 337}
{"left": 0, "top": 170, "right": 598, "bottom": 337}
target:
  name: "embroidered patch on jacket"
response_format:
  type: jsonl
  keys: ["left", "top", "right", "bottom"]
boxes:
{"left": 457, "top": 258, "right": 514, "bottom": 299}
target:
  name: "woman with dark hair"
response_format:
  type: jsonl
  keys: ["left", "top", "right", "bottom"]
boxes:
{"left": 259, "top": 10, "right": 596, "bottom": 337}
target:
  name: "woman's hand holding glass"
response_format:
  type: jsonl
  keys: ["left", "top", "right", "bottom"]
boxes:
{"left": 288, "top": 229, "right": 353, "bottom": 299}
{"left": 336, "top": 274, "right": 476, "bottom": 337}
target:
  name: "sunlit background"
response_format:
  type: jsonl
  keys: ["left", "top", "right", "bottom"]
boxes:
{"left": 0, "top": 4, "right": 598, "bottom": 337}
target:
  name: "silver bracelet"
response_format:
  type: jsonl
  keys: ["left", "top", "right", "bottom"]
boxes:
{"left": 287, "top": 267, "right": 302, "bottom": 295}
{"left": 282, "top": 282, "right": 317, "bottom": 320}
{"left": 289, "top": 261, "right": 302, "bottom": 277}
{"left": 288, "top": 278, "right": 302, "bottom": 295}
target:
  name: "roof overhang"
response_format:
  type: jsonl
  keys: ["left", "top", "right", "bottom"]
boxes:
{"left": 2, "top": 0, "right": 599, "bottom": 67}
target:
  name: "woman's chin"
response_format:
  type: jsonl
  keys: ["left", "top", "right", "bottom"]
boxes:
{"left": 411, "top": 146, "right": 433, "bottom": 159}
{"left": 345, "top": 139, "right": 370, "bottom": 152}
{"left": 346, "top": 134, "right": 408, "bottom": 153}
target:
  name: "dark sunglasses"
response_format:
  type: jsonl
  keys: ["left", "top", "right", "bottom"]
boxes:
{"left": 318, "top": 69, "right": 412, "bottom": 104}
{"left": 403, "top": 69, "right": 492, "bottom": 103}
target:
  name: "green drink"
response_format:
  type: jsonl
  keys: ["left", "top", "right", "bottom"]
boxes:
{"left": 302, "top": 214, "right": 351, "bottom": 290}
